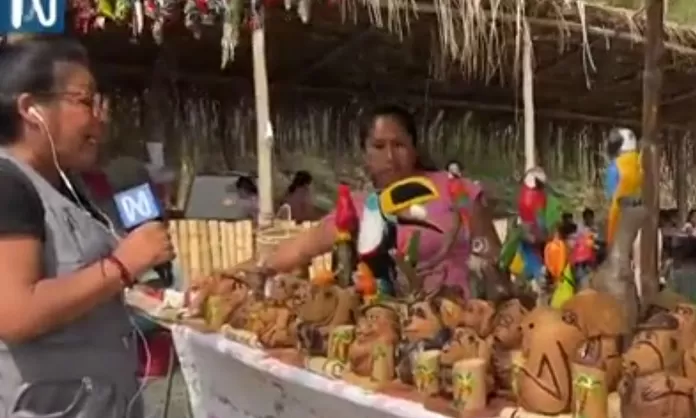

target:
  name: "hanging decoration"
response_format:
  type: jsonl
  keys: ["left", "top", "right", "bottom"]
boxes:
{"left": 67, "top": 0, "right": 339, "bottom": 66}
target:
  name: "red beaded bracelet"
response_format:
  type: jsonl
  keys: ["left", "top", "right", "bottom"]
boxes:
{"left": 105, "top": 254, "right": 133, "bottom": 288}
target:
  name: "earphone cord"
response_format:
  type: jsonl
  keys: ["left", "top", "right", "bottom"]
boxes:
{"left": 35, "top": 112, "right": 151, "bottom": 417}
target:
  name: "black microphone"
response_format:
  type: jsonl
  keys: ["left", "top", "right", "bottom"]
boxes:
{"left": 113, "top": 183, "right": 173, "bottom": 287}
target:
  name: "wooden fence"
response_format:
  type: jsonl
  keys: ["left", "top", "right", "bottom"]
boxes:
{"left": 168, "top": 219, "right": 333, "bottom": 283}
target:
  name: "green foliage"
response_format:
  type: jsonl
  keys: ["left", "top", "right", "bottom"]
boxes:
{"left": 605, "top": 0, "right": 696, "bottom": 25}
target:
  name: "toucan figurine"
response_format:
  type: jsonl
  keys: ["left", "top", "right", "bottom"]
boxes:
{"left": 605, "top": 127, "right": 642, "bottom": 247}
{"left": 355, "top": 176, "right": 443, "bottom": 297}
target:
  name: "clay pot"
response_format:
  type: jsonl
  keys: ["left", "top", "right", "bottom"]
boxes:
{"left": 572, "top": 338, "right": 609, "bottom": 418}
{"left": 515, "top": 307, "right": 585, "bottom": 415}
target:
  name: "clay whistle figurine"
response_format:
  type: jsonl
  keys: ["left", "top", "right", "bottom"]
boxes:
{"left": 619, "top": 313, "right": 696, "bottom": 418}
{"left": 514, "top": 307, "right": 584, "bottom": 415}
{"left": 460, "top": 299, "right": 495, "bottom": 339}
{"left": 396, "top": 293, "right": 453, "bottom": 385}
{"left": 572, "top": 338, "right": 609, "bottom": 418}
{"left": 488, "top": 299, "right": 528, "bottom": 397}
{"left": 294, "top": 283, "right": 360, "bottom": 356}
{"left": 344, "top": 303, "right": 400, "bottom": 389}
{"left": 561, "top": 289, "right": 627, "bottom": 391}
{"left": 440, "top": 327, "right": 492, "bottom": 396}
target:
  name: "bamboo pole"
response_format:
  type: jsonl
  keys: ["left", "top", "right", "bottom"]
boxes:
{"left": 523, "top": 22, "right": 536, "bottom": 171}
{"left": 639, "top": 0, "right": 664, "bottom": 307}
{"left": 252, "top": 20, "right": 274, "bottom": 229}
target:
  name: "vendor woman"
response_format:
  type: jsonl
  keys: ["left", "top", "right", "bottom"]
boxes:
{"left": 0, "top": 38, "right": 173, "bottom": 416}
{"left": 257, "top": 104, "right": 499, "bottom": 295}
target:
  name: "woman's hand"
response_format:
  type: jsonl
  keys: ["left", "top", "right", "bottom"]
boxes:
{"left": 112, "top": 221, "right": 174, "bottom": 278}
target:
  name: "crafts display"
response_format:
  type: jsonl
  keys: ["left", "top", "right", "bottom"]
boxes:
{"left": 181, "top": 150, "right": 687, "bottom": 418}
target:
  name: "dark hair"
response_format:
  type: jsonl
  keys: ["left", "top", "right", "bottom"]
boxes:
{"left": 358, "top": 103, "right": 436, "bottom": 171}
{"left": 582, "top": 208, "right": 594, "bottom": 219}
{"left": 236, "top": 176, "right": 257, "bottom": 195}
{"left": 0, "top": 37, "right": 90, "bottom": 144}
{"left": 287, "top": 170, "right": 312, "bottom": 194}
{"left": 359, "top": 104, "right": 418, "bottom": 148}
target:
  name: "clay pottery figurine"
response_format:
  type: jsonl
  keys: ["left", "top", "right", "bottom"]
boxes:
{"left": 451, "top": 357, "right": 488, "bottom": 413}
{"left": 440, "top": 327, "right": 492, "bottom": 395}
{"left": 561, "top": 288, "right": 627, "bottom": 391}
{"left": 294, "top": 283, "right": 361, "bottom": 356}
{"left": 327, "top": 325, "right": 356, "bottom": 363}
{"left": 203, "top": 276, "right": 253, "bottom": 330}
{"left": 671, "top": 302, "right": 696, "bottom": 349}
{"left": 622, "top": 312, "right": 685, "bottom": 378}
{"left": 488, "top": 299, "right": 529, "bottom": 396}
{"left": 266, "top": 274, "right": 311, "bottom": 310}
{"left": 572, "top": 338, "right": 609, "bottom": 418}
{"left": 396, "top": 294, "right": 453, "bottom": 385}
{"left": 242, "top": 300, "right": 296, "bottom": 348}
{"left": 413, "top": 350, "right": 441, "bottom": 397}
{"left": 460, "top": 299, "right": 495, "bottom": 338}
{"left": 515, "top": 307, "right": 585, "bottom": 415}
{"left": 682, "top": 342, "right": 696, "bottom": 385}
{"left": 343, "top": 303, "right": 400, "bottom": 388}
{"left": 619, "top": 373, "right": 695, "bottom": 418}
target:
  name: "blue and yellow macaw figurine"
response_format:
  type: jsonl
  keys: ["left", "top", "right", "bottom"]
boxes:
{"left": 355, "top": 176, "right": 443, "bottom": 298}
{"left": 499, "top": 168, "right": 563, "bottom": 287}
{"left": 605, "top": 127, "right": 642, "bottom": 247}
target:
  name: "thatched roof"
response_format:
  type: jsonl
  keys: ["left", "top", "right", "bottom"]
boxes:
{"left": 58, "top": 0, "right": 696, "bottom": 131}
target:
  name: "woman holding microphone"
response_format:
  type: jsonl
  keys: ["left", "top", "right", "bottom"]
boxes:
{"left": 0, "top": 38, "right": 173, "bottom": 417}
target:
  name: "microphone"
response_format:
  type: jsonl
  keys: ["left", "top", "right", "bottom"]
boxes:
{"left": 113, "top": 183, "right": 173, "bottom": 287}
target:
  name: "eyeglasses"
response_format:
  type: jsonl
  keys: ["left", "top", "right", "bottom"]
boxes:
{"left": 35, "top": 91, "right": 109, "bottom": 120}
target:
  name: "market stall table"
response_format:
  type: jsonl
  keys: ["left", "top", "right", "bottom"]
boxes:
{"left": 172, "top": 325, "right": 456, "bottom": 418}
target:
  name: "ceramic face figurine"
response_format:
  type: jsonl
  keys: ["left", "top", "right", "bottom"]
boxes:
{"left": 671, "top": 303, "right": 696, "bottom": 349}
{"left": 440, "top": 327, "right": 492, "bottom": 395}
{"left": 572, "top": 337, "right": 609, "bottom": 418}
{"left": 514, "top": 307, "right": 585, "bottom": 415}
{"left": 622, "top": 313, "right": 684, "bottom": 378}
{"left": 460, "top": 299, "right": 495, "bottom": 338}
{"left": 619, "top": 314, "right": 695, "bottom": 418}
{"left": 561, "top": 289, "right": 627, "bottom": 391}
{"left": 397, "top": 295, "right": 452, "bottom": 385}
{"left": 345, "top": 304, "right": 400, "bottom": 385}
{"left": 488, "top": 299, "right": 528, "bottom": 396}
{"left": 294, "top": 283, "right": 361, "bottom": 356}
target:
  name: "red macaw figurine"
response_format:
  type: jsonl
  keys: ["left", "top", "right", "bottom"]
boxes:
{"left": 447, "top": 177, "right": 471, "bottom": 230}
{"left": 518, "top": 168, "right": 548, "bottom": 238}
{"left": 334, "top": 183, "right": 358, "bottom": 241}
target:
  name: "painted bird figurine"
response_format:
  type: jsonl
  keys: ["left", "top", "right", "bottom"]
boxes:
{"left": 500, "top": 167, "right": 563, "bottom": 303}
{"left": 605, "top": 127, "right": 642, "bottom": 248}
{"left": 332, "top": 183, "right": 358, "bottom": 288}
{"left": 356, "top": 176, "right": 443, "bottom": 298}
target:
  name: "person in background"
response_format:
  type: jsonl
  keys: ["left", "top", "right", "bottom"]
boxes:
{"left": 237, "top": 104, "right": 500, "bottom": 297}
{"left": 559, "top": 211, "right": 577, "bottom": 238}
{"left": 446, "top": 160, "right": 463, "bottom": 178}
{"left": 0, "top": 38, "right": 172, "bottom": 416}
{"left": 682, "top": 209, "right": 696, "bottom": 235}
{"left": 281, "top": 170, "right": 318, "bottom": 223}
{"left": 235, "top": 175, "right": 258, "bottom": 220}
{"left": 578, "top": 208, "right": 596, "bottom": 235}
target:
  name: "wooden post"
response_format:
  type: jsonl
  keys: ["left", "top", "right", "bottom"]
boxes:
{"left": 522, "top": 22, "right": 536, "bottom": 171}
{"left": 252, "top": 25, "right": 274, "bottom": 228}
{"left": 675, "top": 133, "right": 688, "bottom": 223}
{"left": 639, "top": 0, "right": 664, "bottom": 305}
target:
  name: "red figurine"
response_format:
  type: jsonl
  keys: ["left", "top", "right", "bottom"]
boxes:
{"left": 334, "top": 183, "right": 358, "bottom": 242}
{"left": 518, "top": 170, "right": 548, "bottom": 237}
